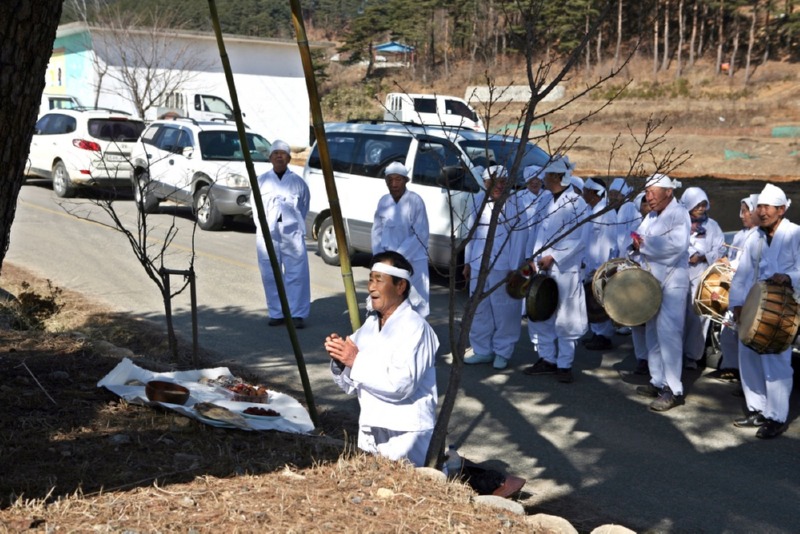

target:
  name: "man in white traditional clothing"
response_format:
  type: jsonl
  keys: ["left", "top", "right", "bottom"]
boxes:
{"left": 729, "top": 184, "right": 800, "bottom": 439}
{"left": 628, "top": 192, "right": 651, "bottom": 376}
{"left": 252, "top": 140, "right": 311, "bottom": 329}
{"left": 581, "top": 177, "right": 618, "bottom": 351}
{"left": 630, "top": 174, "right": 691, "bottom": 411}
{"left": 680, "top": 187, "right": 726, "bottom": 369}
{"left": 326, "top": 251, "right": 439, "bottom": 465}
{"left": 372, "top": 162, "right": 431, "bottom": 317}
{"left": 523, "top": 156, "right": 588, "bottom": 383}
{"left": 714, "top": 194, "right": 759, "bottom": 381}
{"left": 463, "top": 165, "right": 526, "bottom": 371}
{"left": 609, "top": 178, "right": 642, "bottom": 338}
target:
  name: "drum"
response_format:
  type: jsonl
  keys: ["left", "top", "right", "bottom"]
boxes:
{"left": 693, "top": 263, "right": 734, "bottom": 324}
{"left": 738, "top": 281, "right": 800, "bottom": 354}
{"left": 526, "top": 274, "right": 558, "bottom": 322}
{"left": 506, "top": 265, "right": 534, "bottom": 299}
{"left": 591, "top": 258, "right": 662, "bottom": 327}
{"left": 585, "top": 280, "right": 609, "bottom": 323}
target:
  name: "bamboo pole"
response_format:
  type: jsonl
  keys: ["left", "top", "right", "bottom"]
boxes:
{"left": 206, "top": 0, "right": 319, "bottom": 427}
{"left": 289, "top": 0, "right": 362, "bottom": 333}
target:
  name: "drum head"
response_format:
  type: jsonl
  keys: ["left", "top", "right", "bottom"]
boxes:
{"left": 739, "top": 281, "right": 800, "bottom": 354}
{"left": 602, "top": 269, "right": 662, "bottom": 326}
{"left": 738, "top": 282, "right": 764, "bottom": 346}
{"left": 585, "top": 280, "right": 609, "bottom": 323}
{"left": 526, "top": 274, "right": 558, "bottom": 322}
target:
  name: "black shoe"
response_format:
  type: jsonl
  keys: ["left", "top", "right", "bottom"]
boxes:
{"left": 756, "top": 418, "right": 788, "bottom": 439}
{"left": 268, "top": 317, "right": 285, "bottom": 326}
{"left": 523, "top": 359, "right": 557, "bottom": 375}
{"left": 733, "top": 411, "right": 766, "bottom": 428}
{"left": 636, "top": 384, "right": 660, "bottom": 398}
{"left": 581, "top": 334, "right": 598, "bottom": 347}
{"left": 649, "top": 387, "right": 685, "bottom": 412}
{"left": 556, "top": 368, "right": 574, "bottom": 383}
{"left": 292, "top": 317, "right": 305, "bottom": 329}
{"left": 584, "top": 335, "right": 613, "bottom": 351}
{"left": 634, "top": 359, "right": 649, "bottom": 376}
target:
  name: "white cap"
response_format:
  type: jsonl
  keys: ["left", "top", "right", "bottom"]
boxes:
{"left": 757, "top": 183, "right": 791, "bottom": 208}
{"left": 482, "top": 165, "right": 509, "bottom": 181}
{"left": 610, "top": 177, "right": 632, "bottom": 195}
{"left": 569, "top": 175, "right": 584, "bottom": 191}
{"left": 270, "top": 139, "right": 291, "bottom": 156}
{"left": 584, "top": 177, "right": 606, "bottom": 196}
{"left": 523, "top": 164, "right": 544, "bottom": 182}
{"left": 681, "top": 186, "right": 710, "bottom": 212}
{"left": 742, "top": 193, "right": 759, "bottom": 212}
{"left": 646, "top": 173, "right": 681, "bottom": 189}
{"left": 634, "top": 191, "right": 646, "bottom": 207}
{"left": 384, "top": 161, "right": 409, "bottom": 178}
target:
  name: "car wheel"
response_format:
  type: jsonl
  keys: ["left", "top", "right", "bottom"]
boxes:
{"left": 132, "top": 171, "right": 159, "bottom": 214}
{"left": 52, "top": 161, "right": 76, "bottom": 198}
{"left": 194, "top": 185, "right": 225, "bottom": 231}
{"left": 317, "top": 217, "right": 342, "bottom": 266}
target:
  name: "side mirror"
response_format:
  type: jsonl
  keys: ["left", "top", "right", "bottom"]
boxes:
{"left": 437, "top": 165, "right": 465, "bottom": 189}
{"left": 181, "top": 146, "right": 194, "bottom": 158}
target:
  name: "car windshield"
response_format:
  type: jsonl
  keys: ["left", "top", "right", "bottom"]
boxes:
{"left": 458, "top": 138, "right": 550, "bottom": 186}
{"left": 199, "top": 131, "right": 271, "bottom": 162}
{"left": 89, "top": 119, "right": 145, "bottom": 142}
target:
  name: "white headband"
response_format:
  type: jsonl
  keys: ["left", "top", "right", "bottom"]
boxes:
{"left": 371, "top": 262, "right": 411, "bottom": 281}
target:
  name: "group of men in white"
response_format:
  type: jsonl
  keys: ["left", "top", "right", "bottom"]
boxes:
{"left": 256, "top": 141, "right": 797, "bottom": 468}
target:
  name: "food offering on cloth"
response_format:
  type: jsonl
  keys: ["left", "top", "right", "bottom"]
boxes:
{"left": 199, "top": 376, "right": 269, "bottom": 403}
{"left": 242, "top": 406, "right": 281, "bottom": 418}
{"left": 193, "top": 402, "right": 250, "bottom": 430}
{"left": 145, "top": 380, "right": 190, "bottom": 405}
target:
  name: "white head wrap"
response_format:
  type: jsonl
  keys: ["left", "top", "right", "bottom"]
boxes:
{"left": 757, "top": 183, "right": 791, "bottom": 208}
{"left": 584, "top": 177, "right": 606, "bottom": 197}
{"left": 371, "top": 261, "right": 411, "bottom": 281}
{"left": 569, "top": 175, "right": 584, "bottom": 192}
{"left": 269, "top": 139, "right": 291, "bottom": 156}
{"left": 634, "top": 191, "right": 646, "bottom": 207}
{"left": 680, "top": 186, "right": 710, "bottom": 212}
{"left": 482, "top": 165, "right": 509, "bottom": 181}
{"left": 646, "top": 173, "right": 681, "bottom": 189}
{"left": 384, "top": 161, "right": 409, "bottom": 178}
{"left": 523, "top": 164, "right": 544, "bottom": 183}
{"left": 610, "top": 177, "right": 632, "bottom": 196}
{"left": 742, "top": 194, "right": 759, "bottom": 212}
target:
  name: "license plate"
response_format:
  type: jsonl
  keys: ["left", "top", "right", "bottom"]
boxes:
{"left": 105, "top": 154, "right": 127, "bottom": 162}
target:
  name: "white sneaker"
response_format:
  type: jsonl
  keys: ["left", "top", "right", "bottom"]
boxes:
{"left": 493, "top": 355, "right": 509, "bottom": 370}
{"left": 464, "top": 353, "right": 493, "bottom": 364}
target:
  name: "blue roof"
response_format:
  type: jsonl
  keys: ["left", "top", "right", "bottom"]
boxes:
{"left": 375, "top": 41, "right": 415, "bottom": 53}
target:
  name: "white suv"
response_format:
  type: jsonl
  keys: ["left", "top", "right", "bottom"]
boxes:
{"left": 130, "top": 119, "right": 287, "bottom": 231}
{"left": 304, "top": 121, "right": 549, "bottom": 269}
{"left": 26, "top": 108, "right": 146, "bottom": 197}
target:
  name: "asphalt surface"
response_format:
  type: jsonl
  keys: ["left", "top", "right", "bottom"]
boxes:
{"left": 7, "top": 180, "right": 800, "bottom": 533}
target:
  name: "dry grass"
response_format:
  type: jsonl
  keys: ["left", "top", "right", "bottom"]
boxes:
{"left": 0, "top": 264, "right": 534, "bottom": 533}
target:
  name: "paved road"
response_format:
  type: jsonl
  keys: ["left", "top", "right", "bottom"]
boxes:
{"left": 7, "top": 181, "right": 800, "bottom": 533}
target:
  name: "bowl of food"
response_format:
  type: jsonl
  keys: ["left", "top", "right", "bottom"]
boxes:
{"left": 145, "top": 380, "right": 190, "bottom": 405}
{"left": 228, "top": 383, "right": 269, "bottom": 404}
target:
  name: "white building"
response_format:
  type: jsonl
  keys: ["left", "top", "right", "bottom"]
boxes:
{"left": 45, "top": 22, "right": 330, "bottom": 148}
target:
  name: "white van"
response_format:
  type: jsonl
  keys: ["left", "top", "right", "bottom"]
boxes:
{"left": 39, "top": 93, "right": 81, "bottom": 116}
{"left": 147, "top": 92, "right": 240, "bottom": 124}
{"left": 383, "top": 93, "right": 484, "bottom": 132}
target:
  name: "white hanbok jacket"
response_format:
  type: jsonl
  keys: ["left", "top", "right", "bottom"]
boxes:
{"left": 252, "top": 167, "right": 309, "bottom": 239}
{"left": 465, "top": 192, "right": 526, "bottom": 274}
{"left": 688, "top": 217, "right": 725, "bottom": 286}
{"left": 331, "top": 300, "right": 439, "bottom": 432}
{"left": 729, "top": 219, "right": 800, "bottom": 310}
{"left": 584, "top": 198, "right": 618, "bottom": 278}
{"left": 372, "top": 190, "right": 430, "bottom": 263}
{"left": 533, "top": 189, "right": 589, "bottom": 336}
{"left": 616, "top": 201, "right": 642, "bottom": 254}
{"left": 636, "top": 197, "right": 691, "bottom": 290}
{"left": 518, "top": 189, "right": 553, "bottom": 262}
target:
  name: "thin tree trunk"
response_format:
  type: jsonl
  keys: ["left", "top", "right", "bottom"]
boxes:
{"left": 677, "top": 0, "right": 685, "bottom": 77}
{"left": 698, "top": 2, "right": 707, "bottom": 57}
{"left": 614, "top": 0, "right": 623, "bottom": 70}
{"left": 661, "top": 0, "right": 670, "bottom": 72}
{"left": 689, "top": 0, "right": 698, "bottom": 67}
{"left": 586, "top": 14, "right": 591, "bottom": 72}
{"left": 653, "top": 1, "right": 660, "bottom": 75}
{"left": 729, "top": 21, "right": 740, "bottom": 79}
{"left": 745, "top": 4, "right": 756, "bottom": 85}
{"left": 715, "top": 0, "right": 725, "bottom": 74}
{"left": 596, "top": 27, "right": 603, "bottom": 71}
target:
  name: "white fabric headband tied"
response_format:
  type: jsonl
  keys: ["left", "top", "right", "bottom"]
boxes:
{"left": 371, "top": 262, "right": 411, "bottom": 281}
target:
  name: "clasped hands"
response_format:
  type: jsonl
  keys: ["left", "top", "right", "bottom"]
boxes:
{"left": 324, "top": 332, "right": 359, "bottom": 367}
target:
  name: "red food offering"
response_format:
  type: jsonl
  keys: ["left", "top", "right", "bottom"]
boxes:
{"left": 242, "top": 407, "right": 280, "bottom": 417}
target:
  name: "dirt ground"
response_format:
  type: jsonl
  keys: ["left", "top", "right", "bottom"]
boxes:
{"left": 0, "top": 264, "right": 556, "bottom": 533}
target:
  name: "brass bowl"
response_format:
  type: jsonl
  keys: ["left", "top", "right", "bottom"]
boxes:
{"left": 145, "top": 380, "right": 190, "bottom": 405}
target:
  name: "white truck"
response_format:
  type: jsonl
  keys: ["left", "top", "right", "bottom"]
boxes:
{"left": 39, "top": 93, "right": 81, "bottom": 116}
{"left": 145, "top": 91, "right": 240, "bottom": 124}
{"left": 383, "top": 93, "right": 484, "bottom": 131}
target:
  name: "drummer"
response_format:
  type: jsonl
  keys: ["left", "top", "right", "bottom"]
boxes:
{"left": 581, "top": 178, "right": 618, "bottom": 351}
{"left": 715, "top": 194, "right": 759, "bottom": 381}
{"left": 680, "top": 187, "right": 726, "bottom": 370}
{"left": 628, "top": 192, "right": 651, "bottom": 376}
{"left": 630, "top": 174, "right": 691, "bottom": 412}
{"left": 729, "top": 184, "right": 800, "bottom": 439}
{"left": 523, "top": 155, "right": 589, "bottom": 384}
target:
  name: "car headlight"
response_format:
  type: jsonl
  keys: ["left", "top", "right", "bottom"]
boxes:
{"left": 217, "top": 172, "right": 250, "bottom": 188}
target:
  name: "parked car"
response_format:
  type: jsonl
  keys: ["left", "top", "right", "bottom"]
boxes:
{"left": 129, "top": 118, "right": 292, "bottom": 231}
{"left": 26, "top": 108, "right": 146, "bottom": 197}
{"left": 303, "top": 121, "right": 550, "bottom": 269}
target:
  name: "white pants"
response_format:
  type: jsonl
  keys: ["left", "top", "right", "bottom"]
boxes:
{"left": 738, "top": 343, "right": 793, "bottom": 423}
{"left": 632, "top": 325, "right": 647, "bottom": 361}
{"left": 469, "top": 269, "right": 522, "bottom": 360}
{"left": 408, "top": 257, "right": 431, "bottom": 318}
{"left": 358, "top": 426, "right": 433, "bottom": 467}
{"left": 684, "top": 296, "right": 711, "bottom": 361}
{"left": 257, "top": 228, "right": 310, "bottom": 319}
{"left": 536, "top": 323, "right": 578, "bottom": 369}
{"left": 590, "top": 320, "right": 615, "bottom": 339}
{"left": 646, "top": 285, "right": 687, "bottom": 395}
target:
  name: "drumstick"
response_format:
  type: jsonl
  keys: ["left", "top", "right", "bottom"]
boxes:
{"left": 722, "top": 242, "right": 741, "bottom": 251}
